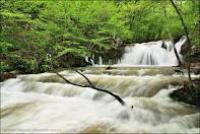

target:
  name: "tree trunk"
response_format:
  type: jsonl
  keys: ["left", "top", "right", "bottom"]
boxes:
{"left": 169, "top": 0, "right": 192, "bottom": 82}
{"left": 173, "top": 44, "right": 182, "bottom": 66}
{"left": 173, "top": 39, "right": 182, "bottom": 66}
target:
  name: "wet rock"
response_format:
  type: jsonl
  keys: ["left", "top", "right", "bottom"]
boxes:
{"left": 0, "top": 72, "right": 17, "bottom": 82}
{"left": 161, "top": 41, "right": 167, "bottom": 50}
{"left": 58, "top": 53, "right": 91, "bottom": 67}
{"left": 170, "top": 80, "right": 200, "bottom": 107}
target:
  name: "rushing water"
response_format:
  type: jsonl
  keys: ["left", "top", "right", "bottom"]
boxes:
{"left": 87, "top": 37, "right": 186, "bottom": 66}
{"left": 1, "top": 67, "right": 199, "bottom": 133}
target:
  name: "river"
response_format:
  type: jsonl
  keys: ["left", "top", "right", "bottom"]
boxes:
{"left": 1, "top": 67, "right": 199, "bottom": 133}
{"left": 1, "top": 37, "right": 199, "bottom": 133}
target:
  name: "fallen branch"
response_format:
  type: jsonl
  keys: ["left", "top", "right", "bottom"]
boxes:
{"left": 56, "top": 72, "right": 86, "bottom": 88}
{"left": 56, "top": 71, "right": 126, "bottom": 106}
{"left": 75, "top": 70, "right": 95, "bottom": 88}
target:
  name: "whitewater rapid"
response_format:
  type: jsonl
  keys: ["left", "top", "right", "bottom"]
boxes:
{"left": 1, "top": 68, "right": 199, "bottom": 133}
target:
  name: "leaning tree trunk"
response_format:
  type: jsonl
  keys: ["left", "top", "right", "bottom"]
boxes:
{"left": 172, "top": 39, "right": 182, "bottom": 66}
{"left": 169, "top": 0, "right": 192, "bottom": 82}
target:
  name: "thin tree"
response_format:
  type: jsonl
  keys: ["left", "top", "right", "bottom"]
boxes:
{"left": 161, "top": 1, "right": 182, "bottom": 66}
{"left": 169, "top": 0, "right": 192, "bottom": 81}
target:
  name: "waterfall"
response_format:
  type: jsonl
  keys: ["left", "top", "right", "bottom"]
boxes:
{"left": 117, "top": 37, "right": 186, "bottom": 66}
{"left": 1, "top": 68, "right": 199, "bottom": 133}
{"left": 99, "top": 56, "right": 103, "bottom": 65}
{"left": 86, "top": 37, "right": 186, "bottom": 66}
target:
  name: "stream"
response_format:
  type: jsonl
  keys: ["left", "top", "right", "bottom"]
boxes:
{"left": 1, "top": 37, "right": 199, "bottom": 133}
{"left": 1, "top": 67, "right": 200, "bottom": 133}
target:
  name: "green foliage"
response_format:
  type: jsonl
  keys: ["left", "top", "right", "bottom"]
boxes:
{"left": 6, "top": 55, "right": 37, "bottom": 73}
{"left": 119, "top": 0, "right": 198, "bottom": 42}
{"left": 0, "top": 0, "right": 198, "bottom": 73}
{"left": 0, "top": 62, "right": 10, "bottom": 72}
{"left": 57, "top": 47, "right": 89, "bottom": 58}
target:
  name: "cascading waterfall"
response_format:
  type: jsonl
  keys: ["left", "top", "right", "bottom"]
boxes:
{"left": 117, "top": 37, "right": 186, "bottom": 66}
{"left": 87, "top": 37, "right": 186, "bottom": 66}
{"left": 1, "top": 68, "right": 199, "bottom": 133}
